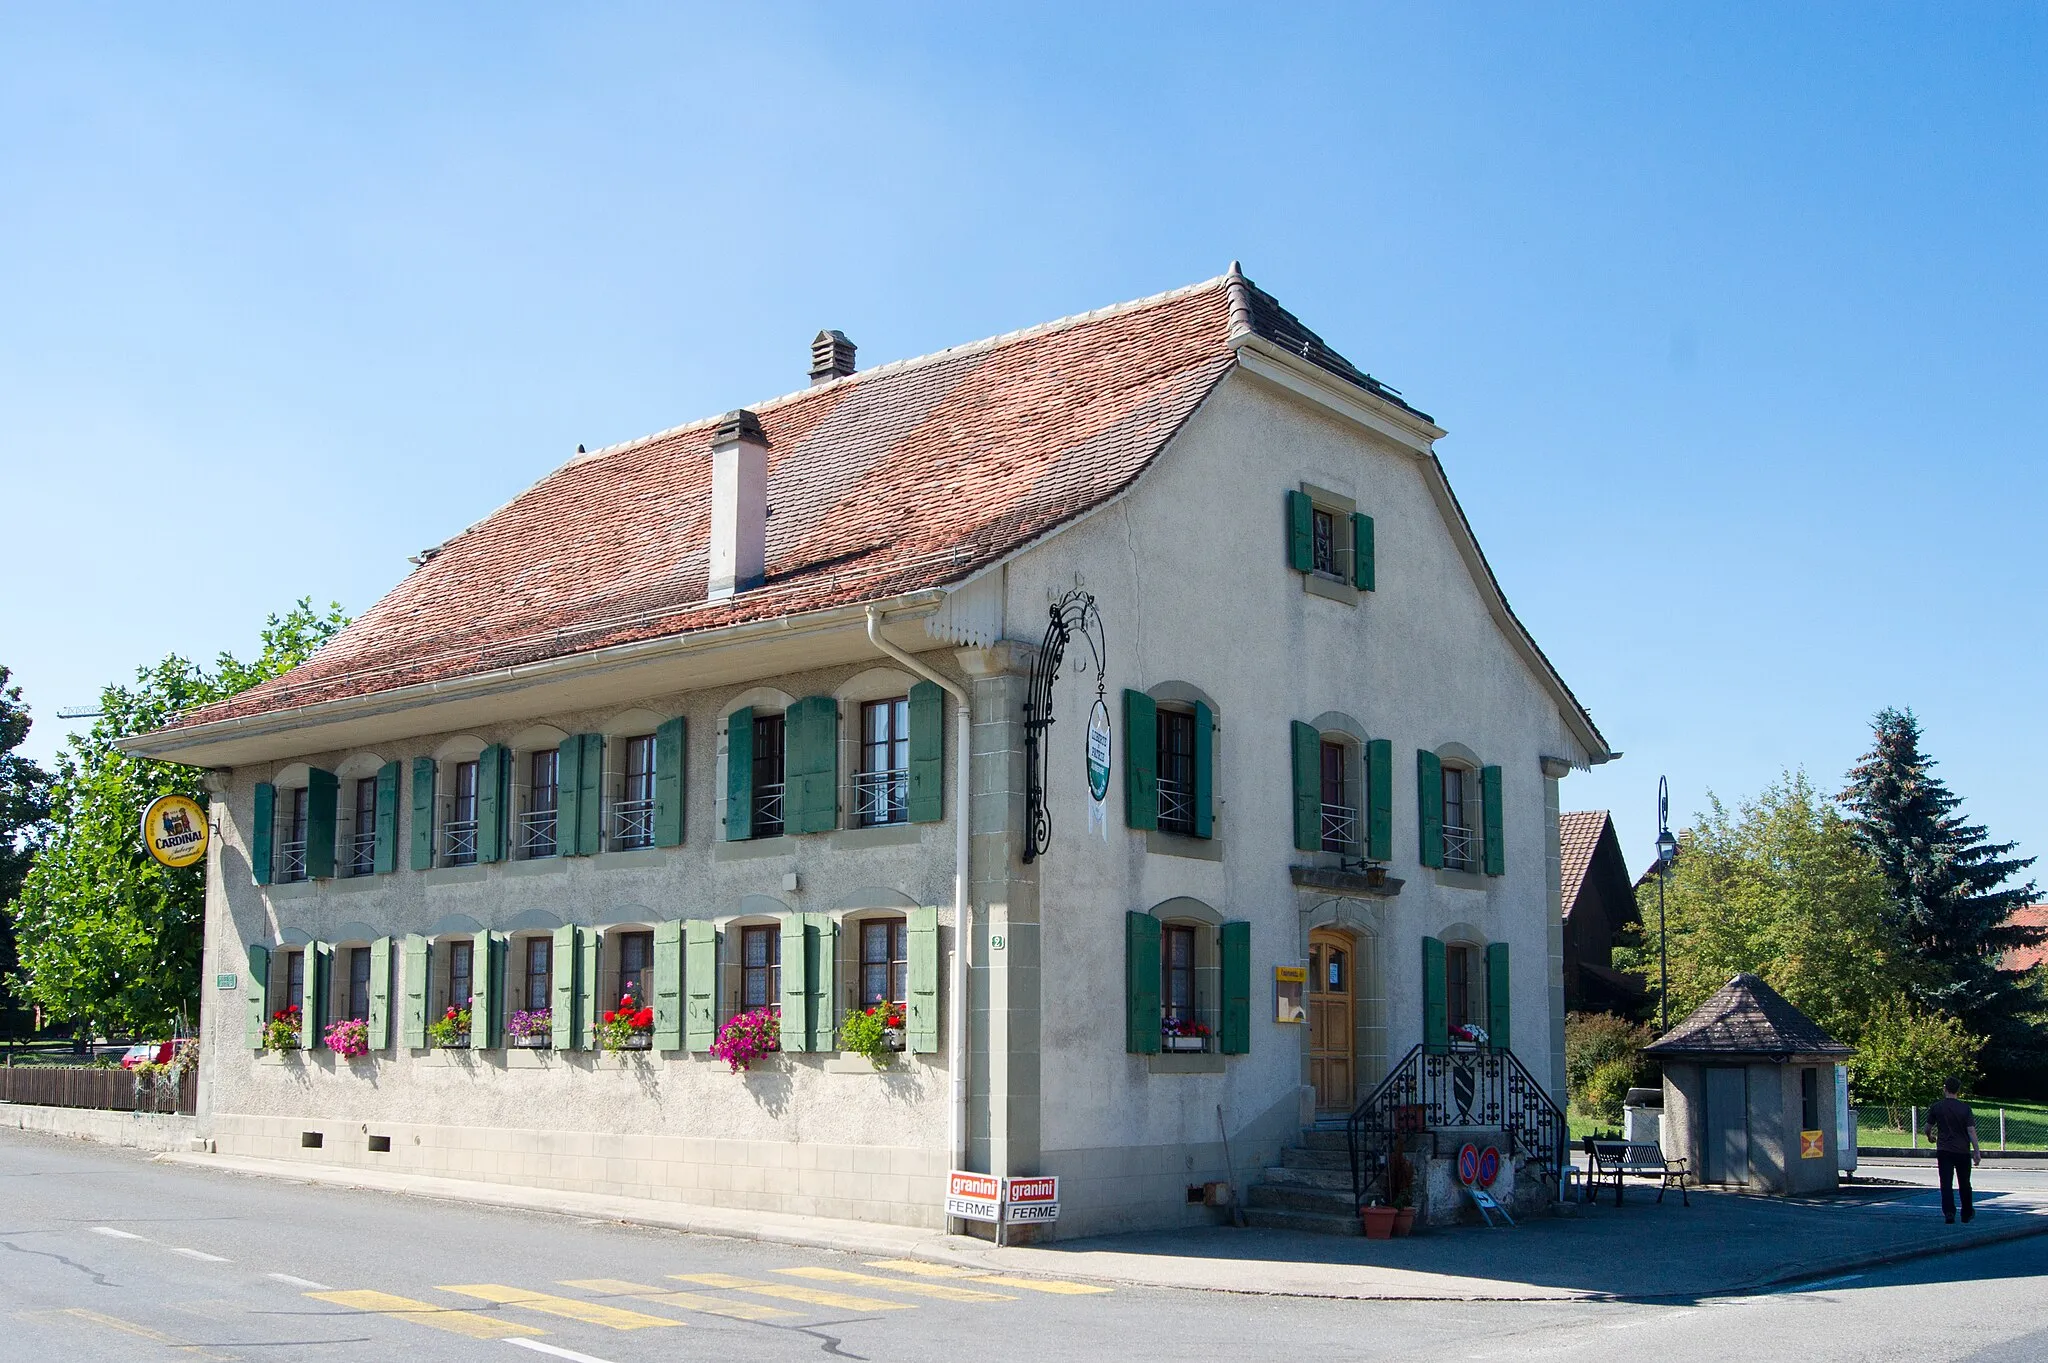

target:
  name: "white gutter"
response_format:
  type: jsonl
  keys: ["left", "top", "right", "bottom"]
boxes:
{"left": 864, "top": 607, "right": 973, "bottom": 1200}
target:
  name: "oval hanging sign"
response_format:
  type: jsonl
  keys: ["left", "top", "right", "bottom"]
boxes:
{"left": 1086, "top": 699, "right": 1112, "bottom": 802}
{"left": 140, "top": 794, "right": 209, "bottom": 869}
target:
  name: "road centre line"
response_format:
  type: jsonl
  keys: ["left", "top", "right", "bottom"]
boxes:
{"left": 89, "top": 1226, "right": 149, "bottom": 1240}
{"left": 168, "top": 1246, "right": 232, "bottom": 1263}
{"left": 307, "top": 1289, "right": 539, "bottom": 1340}
{"left": 556, "top": 1278, "right": 797, "bottom": 1321}
{"left": 776, "top": 1265, "right": 1015, "bottom": 1302}
{"left": 268, "top": 1272, "right": 333, "bottom": 1290}
{"left": 441, "top": 1284, "right": 683, "bottom": 1331}
{"left": 863, "top": 1258, "right": 1116, "bottom": 1295}
{"left": 669, "top": 1272, "right": 916, "bottom": 1313}
{"left": 505, "top": 1340, "right": 619, "bottom": 1363}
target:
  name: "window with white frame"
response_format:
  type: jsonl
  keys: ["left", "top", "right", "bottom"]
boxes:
{"left": 856, "top": 698, "right": 910, "bottom": 827}
{"left": 610, "top": 929, "right": 653, "bottom": 1011}
{"left": 740, "top": 923, "right": 780, "bottom": 1012}
{"left": 519, "top": 748, "right": 559, "bottom": 859}
{"left": 858, "top": 917, "right": 908, "bottom": 1009}
{"left": 1442, "top": 765, "right": 1476, "bottom": 872}
{"left": 611, "top": 734, "right": 657, "bottom": 850}
{"left": 278, "top": 787, "right": 310, "bottom": 883}
{"left": 346, "top": 776, "right": 378, "bottom": 876}
{"left": 444, "top": 760, "right": 480, "bottom": 866}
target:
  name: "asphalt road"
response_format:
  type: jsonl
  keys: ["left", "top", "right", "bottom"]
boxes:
{"left": 4, "top": 1128, "right": 2047, "bottom": 1362}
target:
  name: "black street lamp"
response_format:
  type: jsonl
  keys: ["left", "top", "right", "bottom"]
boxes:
{"left": 1654, "top": 776, "right": 1678, "bottom": 1032}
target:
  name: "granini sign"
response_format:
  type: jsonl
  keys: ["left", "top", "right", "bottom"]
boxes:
{"left": 139, "top": 793, "right": 210, "bottom": 869}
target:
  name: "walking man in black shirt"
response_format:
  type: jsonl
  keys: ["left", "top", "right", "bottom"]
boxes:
{"left": 1926, "top": 1076, "right": 1982, "bottom": 1223}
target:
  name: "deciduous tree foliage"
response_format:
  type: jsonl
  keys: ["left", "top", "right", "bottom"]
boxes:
{"left": 6, "top": 601, "right": 346, "bottom": 1038}
{"left": 1841, "top": 707, "right": 2041, "bottom": 1062}
{"left": 1850, "top": 996, "right": 1985, "bottom": 1109}
{"left": 0, "top": 667, "right": 53, "bottom": 1035}
{"left": 1618, "top": 771, "right": 1911, "bottom": 1048}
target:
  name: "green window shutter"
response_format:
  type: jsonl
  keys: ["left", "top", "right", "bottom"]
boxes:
{"left": 409, "top": 758, "right": 436, "bottom": 871}
{"left": 1416, "top": 749, "right": 1444, "bottom": 869}
{"left": 305, "top": 769, "right": 338, "bottom": 880}
{"left": 401, "top": 935, "right": 429, "bottom": 1049}
{"left": 251, "top": 783, "right": 276, "bottom": 885}
{"left": 653, "top": 919, "right": 684, "bottom": 1050}
{"left": 478, "top": 744, "right": 509, "bottom": 863}
{"left": 1351, "top": 512, "right": 1376, "bottom": 591}
{"left": 654, "top": 716, "right": 686, "bottom": 847}
{"left": 1422, "top": 936, "right": 1449, "bottom": 1055}
{"left": 1191, "top": 700, "right": 1214, "bottom": 839}
{"left": 373, "top": 760, "right": 401, "bottom": 874}
{"left": 1481, "top": 764, "right": 1505, "bottom": 876}
{"left": 684, "top": 920, "right": 717, "bottom": 1051}
{"left": 1486, "top": 941, "right": 1511, "bottom": 1052}
{"left": 245, "top": 943, "right": 270, "bottom": 1049}
{"left": 1220, "top": 920, "right": 1251, "bottom": 1055}
{"left": 907, "top": 906, "right": 940, "bottom": 1054}
{"left": 473, "top": 932, "right": 504, "bottom": 1048}
{"left": 1123, "top": 690, "right": 1158, "bottom": 831}
{"left": 788, "top": 696, "right": 839, "bottom": 835}
{"left": 578, "top": 734, "right": 604, "bottom": 856}
{"left": 550, "top": 924, "right": 579, "bottom": 1050}
{"left": 805, "top": 912, "right": 836, "bottom": 1052}
{"left": 778, "top": 913, "right": 810, "bottom": 1051}
{"left": 725, "top": 708, "right": 754, "bottom": 841}
{"left": 1285, "top": 489, "right": 1314, "bottom": 572}
{"left": 1366, "top": 739, "right": 1393, "bottom": 861}
{"left": 555, "top": 734, "right": 585, "bottom": 857}
{"left": 1125, "top": 910, "right": 1162, "bottom": 1054}
{"left": 1290, "top": 721, "right": 1321, "bottom": 853}
{"left": 302, "top": 942, "right": 329, "bottom": 1049}
{"left": 368, "top": 937, "right": 392, "bottom": 1050}
{"left": 907, "top": 680, "right": 944, "bottom": 824}
{"left": 579, "top": 928, "right": 599, "bottom": 1050}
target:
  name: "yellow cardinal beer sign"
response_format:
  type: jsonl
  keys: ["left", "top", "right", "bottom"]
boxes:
{"left": 141, "top": 794, "right": 209, "bottom": 868}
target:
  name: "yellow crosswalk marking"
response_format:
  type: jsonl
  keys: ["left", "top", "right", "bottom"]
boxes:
{"left": 668, "top": 1271, "right": 915, "bottom": 1313}
{"left": 558, "top": 1278, "right": 799, "bottom": 1322}
{"left": 776, "top": 1265, "right": 1014, "bottom": 1302}
{"left": 865, "top": 1258, "right": 1116, "bottom": 1295}
{"left": 306, "top": 1289, "right": 538, "bottom": 1340}
{"left": 439, "top": 1284, "right": 684, "bottom": 1331}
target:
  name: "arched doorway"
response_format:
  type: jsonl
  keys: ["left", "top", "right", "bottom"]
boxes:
{"left": 1309, "top": 927, "right": 1356, "bottom": 1115}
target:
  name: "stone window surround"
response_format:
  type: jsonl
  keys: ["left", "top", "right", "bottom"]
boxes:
{"left": 597, "top": 707, "right": 669, "bottom": 852}
{"left": 1145, "top": 896, "right": 1224, "bottom": 1076}
{"left": 430, "top": 735, "right": 487, "bottom": 870}
{"left": 716, "top": 686, "right": 797, "bottom": 842}
{"left": 1435, "top": 918, "right": 1491, "bottom": 1034}
{"left": 1143, "top": 681, "right": 1224, "bottom": 861}
{"left": 1432, "top": 740, "right": 1487, "bottom": 885}
{"left": 1307, "top": 711, "right": 1371, "bottom": 867}
{"left": 507, "top": 723, "right": 568, "bottom": 862}
{"left": 331, "top": 753, "right": 387, "bottom": 879}
{"left": 1298, "top": 480, "right": 1362, "bottom": 606}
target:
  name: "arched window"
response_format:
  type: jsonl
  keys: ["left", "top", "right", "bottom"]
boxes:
{"left": 509, "top": 725, "right": 568, "bottom": 860}
{"left": 333, "top": 755, "right": 386, "bottom": 878}
{"left": 431, "top": 737, "right": 487, "bottom": 868}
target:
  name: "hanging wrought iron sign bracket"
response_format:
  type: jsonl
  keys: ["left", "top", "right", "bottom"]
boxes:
{"left": 1022, "top": 587, "right": 1106, "bottom": 864}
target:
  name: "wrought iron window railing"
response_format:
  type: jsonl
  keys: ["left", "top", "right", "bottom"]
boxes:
{"left": 347, "top": 830, "right": 377, "bottom": 876}
{"left": 609, "top": 797, "right": 654, "bottom": 850}
{"left": 518, "top": 808, "right": 558, "bottom": 859}
{"left": 1442, "top": 823, "right": 1477, "bottom": 872}
{"left": 443, "top": 818, "right": 478, "bottom": 866}
{"left": 1321, "top": 802, "right": 1358, "bottom": 854}
{"left": 1157, "top": 777, "right": 1195, "bottom": 836}
{"left": 854, "top": 768, "right": 909, "bottom": 827}
{"left": 752, "top": 782, "right": 785, "bottom": 837}
{"left": 277, "top": 839, "right": 308, "bottom": 883}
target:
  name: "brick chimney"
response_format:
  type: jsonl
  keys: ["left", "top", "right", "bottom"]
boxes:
{"left": 707, "top": 409, "right": 768, "bottom": 600}
{"left": 809, "top": 330, "right": 856, "bottom": 385}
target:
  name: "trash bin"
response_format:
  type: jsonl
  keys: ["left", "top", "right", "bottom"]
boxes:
{"left": 1623, "top": 1086, "right": 1664, "bottom": 1149}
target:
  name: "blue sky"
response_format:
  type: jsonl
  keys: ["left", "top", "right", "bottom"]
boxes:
{"left": 3, "top": 4, "right": 2043, "bottom": 879}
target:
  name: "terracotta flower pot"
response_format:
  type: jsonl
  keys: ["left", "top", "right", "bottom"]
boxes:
{"left": 1393, "top": 1207, "right": 1416, "bottom": 1237}
{"left": 1361, "top": 1206, "right": 1398, "bottom": 1240}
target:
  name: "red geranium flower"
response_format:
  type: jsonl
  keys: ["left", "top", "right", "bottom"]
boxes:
{"left": 633, "top": 1008, "right": 653, "bottom": 1028}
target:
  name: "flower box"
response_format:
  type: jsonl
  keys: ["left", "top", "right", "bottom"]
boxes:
{"left": 511, "top": 1034, "right": 552, "bottom": 1050}
{"left": 883, "top": 1027, "right": 905, "bottom": 1052}
{"left": 619, "top": 1032, "right": 653, "bottom": 1051}
{"left": 1162, "top": 1035, "right": 1209, "bottom": 1053}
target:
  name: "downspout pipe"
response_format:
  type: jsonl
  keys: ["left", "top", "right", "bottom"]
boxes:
{"left": 865, "top": 606, "right": 973, "bottom": 1199}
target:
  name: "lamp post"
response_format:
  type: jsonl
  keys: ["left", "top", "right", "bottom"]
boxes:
{"left": 1654, "top": 776, "right": 1678, "bottom": 1032}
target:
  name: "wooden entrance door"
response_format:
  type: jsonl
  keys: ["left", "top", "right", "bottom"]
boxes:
{"left": 1309, "top": 929, "right": 1355, "bottom": 1114}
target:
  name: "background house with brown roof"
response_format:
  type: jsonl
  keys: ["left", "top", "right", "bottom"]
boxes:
{"left": 1559, "top": 810, "right": 1648, "bottom": 1016}
{"left": 128, "top": 266, "right": 1615, "bottom": 1238}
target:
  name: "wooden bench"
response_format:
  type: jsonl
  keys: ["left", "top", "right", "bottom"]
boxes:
{"left": 1583, "top": 1138, "right": 1691, "bottom": 1206}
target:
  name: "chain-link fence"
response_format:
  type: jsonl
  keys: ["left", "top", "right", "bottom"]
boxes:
{"left": 1853, "top": 1104, "right": 2048, "bottom": 1151}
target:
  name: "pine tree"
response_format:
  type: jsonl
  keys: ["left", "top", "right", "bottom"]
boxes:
{"left": 1841, "top": 708, "right": 2039, "bottom": 1048}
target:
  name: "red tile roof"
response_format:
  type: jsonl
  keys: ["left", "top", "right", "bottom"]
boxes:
{"left": 2004, "top": 905, "right": 2048, "bottom": 973}
{"left": 1559, "top": 810, "right": 1610, "bottom": 913}
{"left": 171, "top": 277, "right": 1248, "bottom": 729}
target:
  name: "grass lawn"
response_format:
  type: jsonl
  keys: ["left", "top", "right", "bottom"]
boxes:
{"left": 1854, "top": 1096, "right": 2048, "bottom": 1150}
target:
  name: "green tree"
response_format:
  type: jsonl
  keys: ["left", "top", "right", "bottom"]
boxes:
{"left": 7, "top": 601, "right": 346, "bottom": 1039}
{"left": 1841, "top": 708, "right": 2040, "bottom": 1060}
{"left": 1617, "top": 771, "right": 1909, "bottom": 1047}
{"left": 0, "top": 667, "right": 54, "bottom": 1036}
{"left": 1850, "top": 996, "right": 1985, "bottom": 1121}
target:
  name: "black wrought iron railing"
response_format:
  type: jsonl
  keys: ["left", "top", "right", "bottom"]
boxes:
{"left": 1346, "top": 1042, "right": 1567, "bottom": 1212}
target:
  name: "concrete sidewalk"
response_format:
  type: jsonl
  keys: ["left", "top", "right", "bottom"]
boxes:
{"left": 156, "top": 1149, "right": 2048, "bottom": 1302}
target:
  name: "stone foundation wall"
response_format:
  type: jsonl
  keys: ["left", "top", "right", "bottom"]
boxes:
{"left": 3, "top": 1102, "right": 199, "bottom": 1152}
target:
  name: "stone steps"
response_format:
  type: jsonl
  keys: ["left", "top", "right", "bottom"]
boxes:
{"left": 1241, "top": 1127, "right": 1364, "bottom": 1235}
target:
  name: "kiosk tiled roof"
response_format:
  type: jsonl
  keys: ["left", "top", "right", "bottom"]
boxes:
{"left": 1645, "top": 973, "right": 1853, "bottom": 1060}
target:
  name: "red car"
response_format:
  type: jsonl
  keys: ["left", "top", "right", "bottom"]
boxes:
{"left": 119, "top": 1041, "right": 175, "bottom": 1069}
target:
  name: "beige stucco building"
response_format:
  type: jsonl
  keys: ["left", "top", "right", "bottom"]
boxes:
{"left": 128, "top": 267, "right": 1615, "bottom": 1238}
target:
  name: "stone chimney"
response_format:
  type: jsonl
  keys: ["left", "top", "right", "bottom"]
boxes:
{"left": 809, "top": 330, "right": 856, "bottom": 385}
{"left": 707, "top": 409, "right": 768, "bottom": 600}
